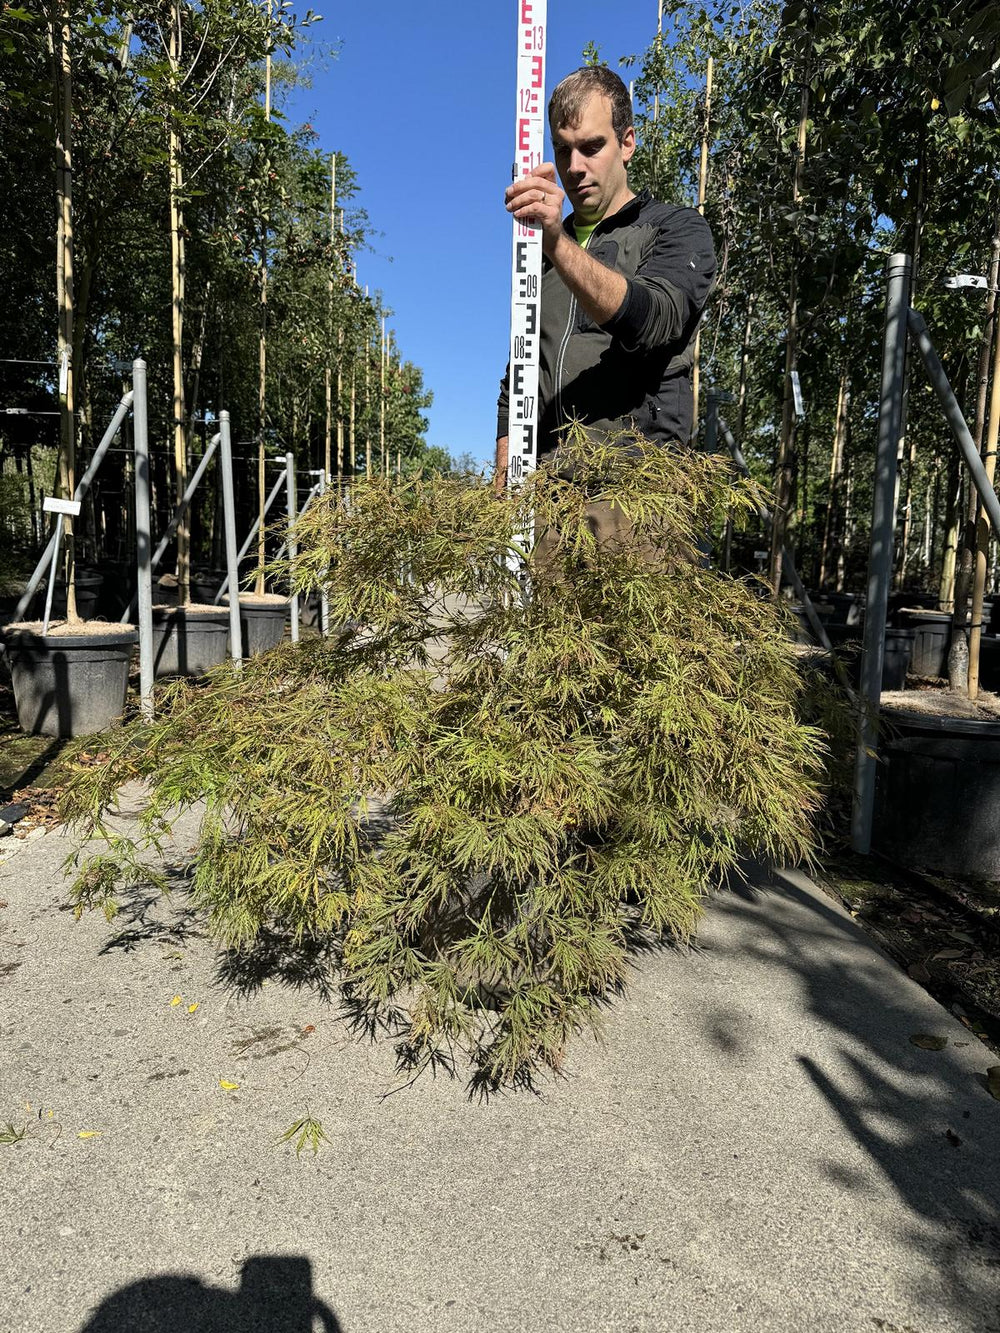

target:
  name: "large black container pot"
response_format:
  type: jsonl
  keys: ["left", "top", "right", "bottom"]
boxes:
{"left": 151, "top": 605, "right": 229, "bottom": 677}
{"left": 881, "top": 628, "right": 915, "bottom": 690}
{"left": 2, "top": 622, "right": 137, "bottom": 737}
{"left": 874, "top": 707, "right": 1000, "bottom": 878}
{"left": 226, "top": 594, "right": 287, "bottom": 657}
{"left": 898, "top": 609, "right": 951, "bottom": 677}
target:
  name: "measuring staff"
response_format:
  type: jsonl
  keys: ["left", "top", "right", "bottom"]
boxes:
{"left": 496, "top": 65, "right": 717, "bottom": 522}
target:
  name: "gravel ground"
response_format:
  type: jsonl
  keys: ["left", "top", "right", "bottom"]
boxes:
{"left": 2, "top": 811, "right": 999, "bottom": 1333}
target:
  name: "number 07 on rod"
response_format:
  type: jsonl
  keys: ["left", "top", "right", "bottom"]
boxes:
{"left": 507, "top": 0, "right": 547, "bottom": 488}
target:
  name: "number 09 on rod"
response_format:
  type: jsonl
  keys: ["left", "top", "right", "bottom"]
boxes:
{"left": 507, "top": 0, "right": 546, "bottom": 487}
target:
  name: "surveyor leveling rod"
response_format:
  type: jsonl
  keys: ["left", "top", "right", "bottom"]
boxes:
{"left": 506, "top": 0, "right": 547, "bottom": 489}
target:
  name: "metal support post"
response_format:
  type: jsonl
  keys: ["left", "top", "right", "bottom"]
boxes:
{"left": 14, "top": 390, "right": 134, "bottom": 622}
{"left": 219, "top": 411, "right": 242, "bottom": 669}
{"left": 908, "top": 309, "right": 1000, "bottom": 540}
{"left": 132, "top": 359, "right": 154, "bottom": 722}
{"left": 852, "top": 254, "right": 911, "bottom": 855}
{"left": 286, "top": 452, "right": 299, "bottom": 643}
{"left": 41, "top": 516, "right": 63, "bottom": 634}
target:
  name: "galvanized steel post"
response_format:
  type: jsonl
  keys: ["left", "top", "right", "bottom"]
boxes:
{"left": 851, "top": 254, "right": 911, "bottom": 854}
{"left": 132, "top": 359, "right": 154, "bottom": 721}
{"left": 219, "top": 411, "right": 243, "bottom": 670}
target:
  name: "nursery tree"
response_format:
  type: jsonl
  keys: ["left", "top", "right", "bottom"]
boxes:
{"left": 61, "top": 432, "right": 825, "bottom": 1087}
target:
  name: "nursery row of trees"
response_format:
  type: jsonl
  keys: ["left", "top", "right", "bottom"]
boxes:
{"left": 0, "top": 0, "right": 444, "bottom": 597}
{"left": 616, "top": 0, "right": 1000, "bottom": 607}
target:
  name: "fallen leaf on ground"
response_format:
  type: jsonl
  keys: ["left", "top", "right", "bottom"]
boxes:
{"left": 933, "top": 948, "right": 966, "bottom": 960}
{"left": 219, "top": 1079, "right": 239, "bottom": 1091}
{"left": 187, "top": 1002, "right": 199, "bottom": 1013}
{"left": 169, "top": 996, "right": 182, "bottom": 1007}
{"left": 77, "top": 1131, "right": 101, "bottom": 1139}
{"left": 908, "top": 962, "right": 932, "bottom": 983}
{"left": 987, "top": 1066, "right": 1000, "bottom": 1101}
{"left": 909, "top": 1033, "right": 948, "bottom": 1050}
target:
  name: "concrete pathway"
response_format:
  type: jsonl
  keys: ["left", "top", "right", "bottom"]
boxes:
{"left": 2, "top": 815, "right": 998, "bottom": 1333}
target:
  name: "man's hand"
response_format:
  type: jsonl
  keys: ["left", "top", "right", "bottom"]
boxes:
{"left": 505, "top": 163, "right": 565, "bottom": 254}
{"left": 504, "top": 162, "right": 628, "bottom": 326}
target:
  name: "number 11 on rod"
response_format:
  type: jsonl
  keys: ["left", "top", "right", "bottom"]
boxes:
{"left": 507, "top": 0, "right": 547, "bottom": 489}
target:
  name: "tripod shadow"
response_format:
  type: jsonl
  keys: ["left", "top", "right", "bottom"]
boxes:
{"left": 79, "top": 1255, "right": 343, "bottom": 1332}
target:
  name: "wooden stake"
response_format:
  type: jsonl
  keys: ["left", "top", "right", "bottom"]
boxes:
{"left": 324, "top": 153, "right": 335, "bottom": 481}
{"left": 770, "top": 78, "right": 809, "bottom": 596}
{"left": 256, "top": 2, "right": 272, "bottom": 595}
{"left": 968, "top": 204, "right": 1000, "bottom": 696}
{"left": 690, "top": 56, "right": 713, "bottom": 440}
{"left": 168, "top": 1, "right": 190, "bottom": 604}
{"left": 52, "top": 0, "right": 77, "bottom": 619}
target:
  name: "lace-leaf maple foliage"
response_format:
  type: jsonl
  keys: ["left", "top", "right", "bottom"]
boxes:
{"left": 60, "top": 430, "right": 826, "bottom": 1088}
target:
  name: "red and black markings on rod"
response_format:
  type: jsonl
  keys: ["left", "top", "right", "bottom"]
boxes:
{"left": 508, "top": 0, "right": 546, "bottom": 485}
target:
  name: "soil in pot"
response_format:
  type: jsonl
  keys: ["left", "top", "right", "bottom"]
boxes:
{"left": 225, "top": 593, "right": 288, "bottom": 657}
{"left": 2, "top": 620, "right": 137, "bottom": 738}
{"left": 151, "top": 604, "right": 230, "bottom": 677}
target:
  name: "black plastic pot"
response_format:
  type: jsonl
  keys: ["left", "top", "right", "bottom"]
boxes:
{"left": 2, "top": 622, "right": 137, "bottom": 737}
{"left": 874, "top": 707, "right": 1000, "bottom": 878}
{"left": 898, "top": 609, "right": 951, "bottom": 677}
{"left": 882, "top": 628, "right": 914, "bottom": 690}
{"left": 151, "top": 605, "right": 230, "bottom": 677}
{"left": 226, "top": 594, "right": 287, "bottom": 657}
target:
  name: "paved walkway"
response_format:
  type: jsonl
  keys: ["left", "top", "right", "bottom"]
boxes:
{"left": 2, "top": 813, "right": 998, "bottom": 1333}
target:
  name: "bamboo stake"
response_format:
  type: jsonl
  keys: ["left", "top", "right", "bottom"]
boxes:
{"left": 324, "top": 153, "right": 335, "bottom": 482}
{"left": 255, "top": 2, "right": 272, "bottom": 596}
{"left": 969, "top": 209, "right": 1000, "bottom": 696}
{"left": 690, "top": 56, "right": 713, "bottom": 439}
{"left": 53, "top": 0, "right": 77, "bottom": 620}
{"left": 380, "top": 316, "right": 386, "bottom": 476}
{"left": 348, "top": 364, "right": 355, "bottom": 479}
{"left": 819, "top": 366, "right": 849, "bottom": 588}
{"left": 365, "top": 330, "right": 372, "bottom": 479}
{"left": 168, "top": 1, "right": 190, "bottom": 604}
{"left": 770, "top": 78, "right": 809, "bottom": 596}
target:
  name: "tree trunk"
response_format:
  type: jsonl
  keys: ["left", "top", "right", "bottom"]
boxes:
{"left": 949, "top": 220, "right": 1000, "bottom": 690}
{"left": 51, "top": 0, "right": 77, "bottom": 620}
{"left": 819, "top": 366, "right": 849, "bottom": 589}
{"left": 968, "top": 194, "right": 1000, "bottom": 696}
{"left": 168, "top": 2, "right": 189, "bottom": 604}
{"left": 939, "top": 458, "right": 962, "bottom": 611}
{"left": 690, "top": 56, "right": 713, "bottom": 440}
{"left": 770, "top": 79, "right": 809, "bottom": 596}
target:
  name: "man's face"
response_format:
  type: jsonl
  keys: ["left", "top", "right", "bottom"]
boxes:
{"left": 551, "top": 93, "right": 636, "bottom": 224}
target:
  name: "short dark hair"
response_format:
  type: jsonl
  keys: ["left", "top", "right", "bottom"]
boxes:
{"left": 548, "top": 67, "right": 633, "bottom": 145}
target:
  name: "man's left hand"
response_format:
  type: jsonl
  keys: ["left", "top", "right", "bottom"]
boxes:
{"left": 505, "top": 163, "right": 564, "bottom": 253}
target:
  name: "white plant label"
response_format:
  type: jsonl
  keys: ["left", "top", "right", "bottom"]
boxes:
{"left": 790, "top": 368, "right": 805, "bottom": 420}
{"left": 507, "top": 0, "right": 547, "bottom": 486}
{"left": 43, "top": 497, "right": 81, "bottom": 516}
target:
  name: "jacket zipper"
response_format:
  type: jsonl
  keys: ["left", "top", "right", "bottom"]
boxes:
{"left": 554, "top": 294, "right": 577, "bottom": 426}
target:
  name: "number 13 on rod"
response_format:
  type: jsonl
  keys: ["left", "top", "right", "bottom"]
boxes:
{"left": 507, "top": 0, "right": 546, "bottom": 487}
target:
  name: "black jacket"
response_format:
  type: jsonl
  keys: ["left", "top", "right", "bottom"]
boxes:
{"left": 497, "top": 190, "right": 716, "bottom": 456}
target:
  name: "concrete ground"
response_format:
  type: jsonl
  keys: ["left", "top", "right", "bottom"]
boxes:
{"left": 1, "top": 809, "right": 999, "bottom": 1333}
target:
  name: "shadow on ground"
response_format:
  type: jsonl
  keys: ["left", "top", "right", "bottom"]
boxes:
{"left": 79, "top": 1255, "right": 343, "bottom": 1332}
{"left": 711, "top": 866, "right": 1000, "bottom": 1330}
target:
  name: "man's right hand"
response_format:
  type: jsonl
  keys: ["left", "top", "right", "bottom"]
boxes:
{"left": 494, "top": 436, "right": 509, "bottom": 494}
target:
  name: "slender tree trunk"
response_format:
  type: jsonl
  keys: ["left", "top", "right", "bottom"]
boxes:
{"left": 770, "top": 79, "right": 809, "bottom": 597}
{"left": 968, "top": 194, "right": 1000, "bottom": 696}
{"left": 690, "top": 56, "right": 713, "bottom": 440}
{"left": 167, "top": 2, "right": 189, "bottom": 604}
{"left": 939, "top": 457, "right": 962, "bottom": 611}
{"left": 950, "top": 218, "right": 1000, "bottom": 690}
{"left": 51, "top": 0, "right": 77, "bottom": 619}
{"left": 837, "top": 465, "right": 853, "bottom": 593}
{"left": 255, "top": 13, "right": 272, "bottom": 595}
{"left": 365, "top": 335, "right": 372, "bottom": 479}
{"left": 380, "top": 317, "right": 386, "bottom": 476}
{"left": 819, "top": 366, "right": 849, "bottom": 589}
{"left": 348, "top": 365, "right": 355, "bottom": 478}
{"left": 324, "top": 154, "right": 335, "bottom": 480}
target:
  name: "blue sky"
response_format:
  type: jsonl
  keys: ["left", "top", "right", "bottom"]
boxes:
{"left": 283, "top": 3, "right": 659, "bottom": 466}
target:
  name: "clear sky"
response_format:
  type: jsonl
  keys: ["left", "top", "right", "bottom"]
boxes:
{"left": 283, "top": 2, "right": 659, "bottom": 466}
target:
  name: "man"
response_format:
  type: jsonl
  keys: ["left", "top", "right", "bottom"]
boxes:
{"left": 496, "top": 66, "right": 716, "bottom": 481}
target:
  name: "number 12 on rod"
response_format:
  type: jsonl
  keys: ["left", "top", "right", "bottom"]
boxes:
{"left": 507, "top": 0, "right": 546, "bottom": 487}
